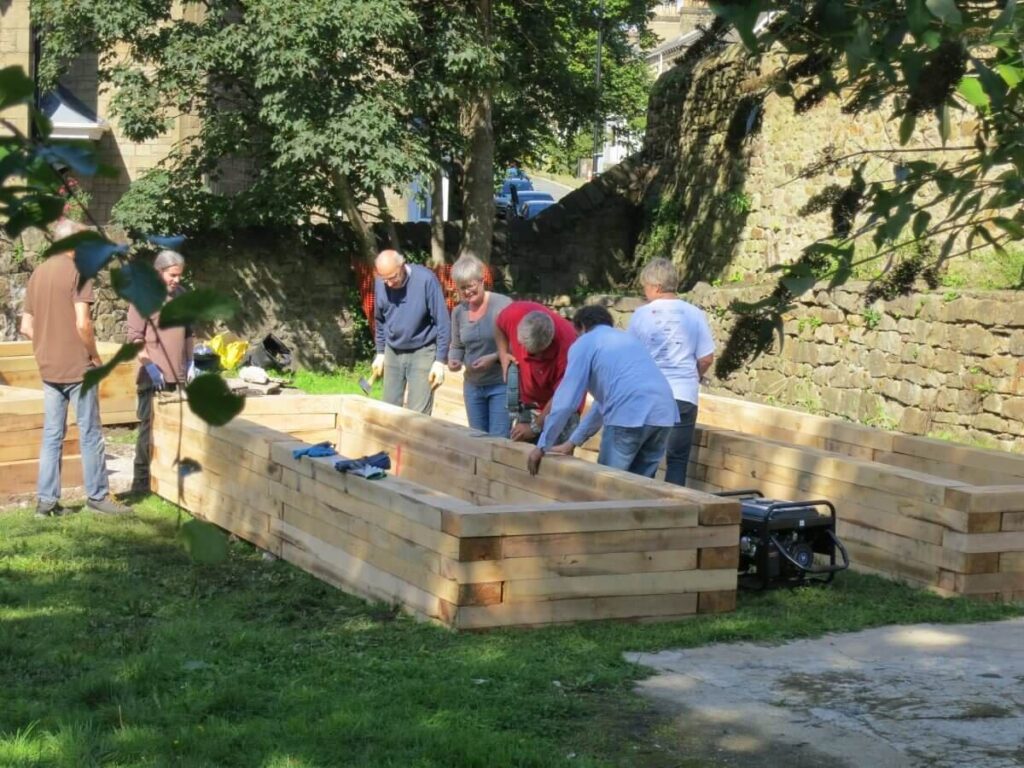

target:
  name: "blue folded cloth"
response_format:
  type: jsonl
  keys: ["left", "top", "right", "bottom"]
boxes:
{"left": 335, "top": 451, "right": 391, "bottom": 478}
{"left": 292, "top": 441, "right": 338, "bottom": 460}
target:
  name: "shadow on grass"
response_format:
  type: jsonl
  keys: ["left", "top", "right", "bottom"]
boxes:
{"left": 1, "top": 497, "right": 1021, "bottom": 767}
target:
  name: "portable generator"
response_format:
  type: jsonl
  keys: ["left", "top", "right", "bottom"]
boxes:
{"left": 717, "top": 490, "right": 850, "bottom": 590}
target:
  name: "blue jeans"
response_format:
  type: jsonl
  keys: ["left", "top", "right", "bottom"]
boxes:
{"left": 598, "top": 424, "right": 671, "bottom": 478}
{"left": 665, "top": 400, "right": 698, "bottom": 486}
{"left": 383, "top": 344, "right": 436, "bottom": 415}
{"left": 464, "top": 381, "right": 510, "bottom": 437}
{"left": 39, "top": 381, "right": 109, "bottom": 505}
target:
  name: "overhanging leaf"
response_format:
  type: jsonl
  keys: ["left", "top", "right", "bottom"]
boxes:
{"left": 75, "top": 238, "right": 129, "bottom": 280}
{"left": 82, "top": 342, "right": 139, "bottom": 395}
{"left": 37, "top": 144, "right": 99, "bottom": 177}
{"left": 938, "top": 102, "right": 951, "bottom": 145}
{"left": 178, "top": 518, "right": 228, "bottom": 565}
{"left": 993, "top": 216, "right": 1024, "bottom": 239}
{"left": 112, "top": 262, "right": 168, "bottom": 317}
{"left": 186, "top": 375, "right": 244, "bottom": 426}
{"left": 907, "top": 0, "right": 931, "bottom": 38}
{"left": 956, "top": 77, "right": 989, "bottom": 108}
{"left": 0, "top": 66, "right": 34, "bottom": 111}
{"left": 899, "top": 112, "right": 916, "bottom": 145}
{"left": 158, "top": 289, "right": 239, "bottom": 328}
{"left": 3, "top": 194, "right": 65, "bottom": 238}
{"left": 709, "top": 1, "right": 766, "bottom": 50}
{"left": 994, "top": 0, "right": 1017, "bottom": 30}
{"left": 40, "top": 230, "right": 107, "bottom": 259}
{"left": 925, "top": 0, "right": 963, "bottom": 25}
{"left": 781, "top": 273, "right": 818, "bottom": 298}
{"left": 146, "top": 234, "right": 187, "bottom": 249}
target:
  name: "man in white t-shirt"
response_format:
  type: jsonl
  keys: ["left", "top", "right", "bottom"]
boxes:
{"left": 628, "top": 259, "right": 715, "bottom": 486}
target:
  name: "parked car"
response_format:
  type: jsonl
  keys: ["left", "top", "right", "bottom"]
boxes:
{"left": 518, "top": 200, "right": 556, "bottom": 219}
{"left": 507, "top": 191, "right": 554, "bottom": 218}
{"left": 494, "top": 178, "right": 535, "bottom": 217}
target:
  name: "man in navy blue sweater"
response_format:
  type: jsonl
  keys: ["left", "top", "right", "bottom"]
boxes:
{"left": 371, "top": 249, "right": 452, "bottom": 414}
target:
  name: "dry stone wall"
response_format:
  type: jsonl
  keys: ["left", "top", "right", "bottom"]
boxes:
{"left": 583, "top": 283, "right": 1024, "bottom": 452}
{"left": 640, "top": 41, "right": 976, "bottom": 286}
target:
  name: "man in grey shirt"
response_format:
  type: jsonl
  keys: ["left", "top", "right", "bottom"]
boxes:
{"left": 447, "top": 255, "right": 512, "bottom": 436}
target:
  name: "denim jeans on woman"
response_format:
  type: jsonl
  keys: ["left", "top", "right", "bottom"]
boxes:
{"left": 39, "top": 381, "right": 109, "bottom": 506}
{"left": 597, "top": 423, "right": 670, "bottom": 478}
{"left": 463, "top": 381, "right": 510, "bottom": 437}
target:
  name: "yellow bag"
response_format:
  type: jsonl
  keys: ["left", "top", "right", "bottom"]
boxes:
{"left": 207, "top": 332, "right": 249, "bottom": 371}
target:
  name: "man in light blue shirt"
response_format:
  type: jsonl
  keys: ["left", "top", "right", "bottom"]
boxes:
{"left": 628, "top": 258, "right": 715, "bottom": 486}
{"left": 527, "top": 305, "right": 678, "bottom": 478}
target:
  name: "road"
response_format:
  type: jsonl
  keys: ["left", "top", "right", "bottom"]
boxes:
{"left": 528, "top": 175, "right": 576, "bottom": 202}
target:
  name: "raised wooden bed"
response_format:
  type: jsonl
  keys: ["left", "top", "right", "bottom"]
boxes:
{"left": 435, "top": 374, "right": 1024, "bottom": 601}
{"left": 0, "top": 385, "right": 82, "bottom": 497}
{"left": 150, "top": 394, "right": 740, "bottom": 629}
{"left": 0, "top": 341, "right": 137, "bottom": 425}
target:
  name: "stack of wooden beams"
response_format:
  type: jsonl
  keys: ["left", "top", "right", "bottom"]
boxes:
{"left": 151, "top": 393, "right": 740, "bottom": 629}
{"left": 0, "top": 341, "right": 138, "bottom": 425}
{"left": 691, "top": 393, "right": 1024, "bottom": 601}
{"left": 0, "top": 385, "right": 82, "bottom": 497}
{"left": 435, "top": 376, "right": 1024, "bottom": 601}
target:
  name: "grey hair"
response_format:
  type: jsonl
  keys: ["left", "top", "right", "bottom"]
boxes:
{"left": 51, "top": 218, "right": 89, "bottom": 241}
{"left": 639, "top": 258, "right": 679, "bottom": 293}
{"left": 517, "top": 310, "right": 555, "bottom": 354}
{"left": 451, "top": 254, "right": 485, "bottom": 286}
{"left": 154, "top": 250, "right": 185, "bottom": 271}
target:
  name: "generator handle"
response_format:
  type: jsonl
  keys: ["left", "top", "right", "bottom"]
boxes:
{"left": 764, "top": 498, "right": 836, "bottom": 522}
{"left": 715, "top": 489, "right": 764, "bottom": 499}
{"left": 769, "top": 530, "right": 850, "bottom": 575}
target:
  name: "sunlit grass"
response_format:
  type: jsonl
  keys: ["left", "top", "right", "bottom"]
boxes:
{"left": 1, "top": 496, "right": 1021, "bottom": 767}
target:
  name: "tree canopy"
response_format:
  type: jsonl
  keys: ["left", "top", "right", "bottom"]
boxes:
{"left": 32, "top": 0, "right": 657, "bottom": 254}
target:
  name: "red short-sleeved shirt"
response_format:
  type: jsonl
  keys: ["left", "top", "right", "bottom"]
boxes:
{"left": 495, "top": 301, "right": 579, "bottom": 409}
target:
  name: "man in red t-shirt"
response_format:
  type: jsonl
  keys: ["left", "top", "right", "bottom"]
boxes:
{"left": 495, "top": 301, "right": 582, "bottom": 442}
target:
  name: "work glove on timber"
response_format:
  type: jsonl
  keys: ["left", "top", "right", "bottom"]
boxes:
{"left": 291, "top": 441, "right": 338, "bottom": 460}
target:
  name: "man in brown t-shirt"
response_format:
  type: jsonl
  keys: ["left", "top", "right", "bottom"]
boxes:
{"left": 20, "top": 219, "right": 129, "bottom": 517}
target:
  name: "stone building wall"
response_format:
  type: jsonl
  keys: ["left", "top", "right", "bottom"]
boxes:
{"left": 587, "top": 282, "right": 1024, "bottom": 452}
{"left": 0, "top": 0, "right": 31, "bottom": 136}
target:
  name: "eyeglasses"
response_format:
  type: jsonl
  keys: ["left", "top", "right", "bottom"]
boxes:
{"left": 378, "top": 267, "right": 404, "bottom": 284}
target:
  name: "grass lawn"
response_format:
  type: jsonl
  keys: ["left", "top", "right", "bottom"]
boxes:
{"left": 2, "top": 496, "right": 1022, "bottom": 768}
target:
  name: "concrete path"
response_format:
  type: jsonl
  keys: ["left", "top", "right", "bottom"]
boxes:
{"left": 628, "top": 619, "right": 1024, "bottom": 768}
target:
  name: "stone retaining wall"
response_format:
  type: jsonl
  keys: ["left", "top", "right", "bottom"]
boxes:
{"left": 585, "top": 281, "right": 1024, "bottom": 452}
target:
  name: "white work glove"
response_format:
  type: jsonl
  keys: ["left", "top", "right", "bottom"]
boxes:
{"left": 186, "top": 362, "right": 197, "bottom": 384}
{"left": 144, "top": 362, "right": 166, "bottom": 390}
{"left": 371, "top": 354, "right": 385, "bottom": 378}
{"left": 428, "top": 360, "right": 446, "bottom": 389}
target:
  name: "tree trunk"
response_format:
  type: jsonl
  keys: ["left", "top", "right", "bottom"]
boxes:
{"left": 374, "top": 185, "right": 401, "bottom": 250}
{"left": 430, "top": 166, "right": 446, "bottom": 268}
{"left": 457, "top": 0, "right": 494, "bottom": 264}
{"left": 333, "top": 171, "right": 377, "bottom": 265}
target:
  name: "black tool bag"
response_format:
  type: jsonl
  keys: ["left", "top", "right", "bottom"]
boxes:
{"left": 244, "top": 333, "right": 293, "bottom": 371}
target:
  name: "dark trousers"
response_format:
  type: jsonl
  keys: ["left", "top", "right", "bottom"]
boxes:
{"left": 133, "top": 384, "right": 156, "bottom": 491}
{"left": 664, "top": 400, "right": 698, "bottom": 486}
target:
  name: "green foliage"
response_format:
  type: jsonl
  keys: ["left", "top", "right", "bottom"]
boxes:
{"left": 35, "top": 1, "right": 658, "bottom": 238}
{"left": 710, "top": 0, "right": 1024, "bottom": 376}
{"left": 862, "top": 306, "right": 882, "bottom": 330}
{"left": 1, "top": 67, "right": 240, "bottom": 562}
{"left": 1, "top": 498, "right": 1021, "bottom": 766}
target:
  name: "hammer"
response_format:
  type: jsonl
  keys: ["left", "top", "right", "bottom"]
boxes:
{"left": 358, "top": 372, "right": 379, "bottom": 396}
